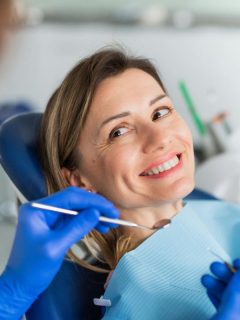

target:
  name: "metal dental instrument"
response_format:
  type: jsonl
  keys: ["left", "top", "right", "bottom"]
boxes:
{"left": 31, "top": 202, "right": 171, "bottom": 231}
{"left": 208, "top": 248, "right": 237, "bottom": 273}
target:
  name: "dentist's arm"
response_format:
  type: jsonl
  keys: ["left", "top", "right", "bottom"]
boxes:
{"left": 0, "top": 187, "right": 119, "bottom": 320}
{"left": 202, "top": 259, "right": 240, "bottom": 320}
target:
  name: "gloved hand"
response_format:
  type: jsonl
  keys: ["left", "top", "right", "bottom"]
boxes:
{"left": 201, "top": 259, "right": 240, "bottom": 320}
{"left": 0, "top": 186, "right": 119, "bottom": 320}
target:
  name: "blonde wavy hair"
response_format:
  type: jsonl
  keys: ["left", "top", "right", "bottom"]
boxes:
{"left": 40, "top": 47, "right": 166, "bottom": 273}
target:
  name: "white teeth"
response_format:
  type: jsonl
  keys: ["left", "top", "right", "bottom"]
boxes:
{"left": 174, "top": 157, "right": 179, "bottom": 165}
{"left": 169, "top": 159, "right": 176, "bottom": 166}
{"left": 163, "top": 162, "right": 171, "bottom": 170}
{"left": 159, "top": 166, "right": 164, "bottom": 173}
{"left": 144, "top": 155, "right": 180, "bottom": 176}
{"left": 152, "top": 167, "right": 159, "bottom": 174}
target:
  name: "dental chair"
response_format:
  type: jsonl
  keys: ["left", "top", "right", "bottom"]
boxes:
{"left": 0, "top": 113, "right": 217, "bottom": 320}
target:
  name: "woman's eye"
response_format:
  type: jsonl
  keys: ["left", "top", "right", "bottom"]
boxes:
{"left": 109, "top": 127, "right": 129, "bottom": 139}
{"left": 152, "top": 108, "right": 171, "bottom": 121}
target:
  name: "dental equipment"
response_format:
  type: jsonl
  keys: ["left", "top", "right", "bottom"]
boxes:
{"left": 208, "top": 248, "right": 236, "bottom": 273}
{"left": 179, "top": 80, "right": 206, "bottom": 137}
{"left": 31, "top": 202, "right": 171, "bottom": 231}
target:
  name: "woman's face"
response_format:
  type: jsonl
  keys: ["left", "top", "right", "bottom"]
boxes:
{"left": 75, "top": 68, "right": 195, "bottom": 209}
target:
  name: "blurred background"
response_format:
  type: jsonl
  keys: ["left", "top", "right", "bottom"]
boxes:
{"left": 2, "top": 0, "right": 240, "bottom": 270}
{"left": 1, "top": 1, "right": 240, "bottom": 147}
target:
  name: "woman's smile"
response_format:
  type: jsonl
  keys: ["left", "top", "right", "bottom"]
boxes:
{"left": 140, "top": 152, "right": 183, "bottom": 178}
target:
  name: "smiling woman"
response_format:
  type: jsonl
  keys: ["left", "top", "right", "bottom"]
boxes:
{"left": 39, "top": 47, "right": 240, "bottom": 319}
{"left": 40, "top": 48, "right": 195, "bottom": 262}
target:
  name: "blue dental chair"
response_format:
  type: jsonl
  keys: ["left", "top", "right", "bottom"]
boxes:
{"left": 0, "top": 113, "right": 217, "bottom": 320}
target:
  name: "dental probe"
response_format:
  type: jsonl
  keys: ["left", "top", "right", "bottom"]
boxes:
{"left": 208, "top": 248, "right": 237, "bottom": 273}
{"left": 31, "top": 202, "right": 171, "bottom": 231}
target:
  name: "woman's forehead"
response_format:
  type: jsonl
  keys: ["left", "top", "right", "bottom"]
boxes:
{"left": 90, "top": 68, "right": 165, "bottom": 115}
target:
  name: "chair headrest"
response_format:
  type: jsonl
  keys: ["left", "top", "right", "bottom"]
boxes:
{"left": 0, "top": 112, "right": 47, "bottom": 201}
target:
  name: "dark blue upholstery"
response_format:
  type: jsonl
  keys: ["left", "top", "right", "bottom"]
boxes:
{"left": 0, "top": 112, "right": 217, "bottom": 320}
{"left": 26, "top": 259, "right": 106, "bottom": 320}
{"left": 185, "top": 188, "right": 217, "bottom": 201}
{"left": 0, "top": 113, "right": 47, "bottom": 200}
{"left": 0, "top": 101, "right": 33, "bottom": 126}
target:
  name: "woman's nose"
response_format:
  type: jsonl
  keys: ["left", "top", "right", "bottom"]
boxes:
{"left": 141, "top": 123, "right": 173, "bottom": 154}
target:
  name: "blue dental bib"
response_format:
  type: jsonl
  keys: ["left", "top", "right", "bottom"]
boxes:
{"left": 102, "top": 200, "right": 240, "bottom": 320}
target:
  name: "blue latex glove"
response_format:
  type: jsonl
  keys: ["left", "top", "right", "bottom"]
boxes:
{"left": 202, "top": 261, "right": 234, "bottom": 308}
{"left": 202, "top": 259, "right": 240, "bottom": 320}
{"left": 0, "top": 186, "right": 119, "bottom": 320}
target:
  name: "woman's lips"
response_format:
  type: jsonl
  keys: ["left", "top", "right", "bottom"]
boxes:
{"left": 140, "top": 153, "right": 183, "bottom": 179}
{"left": 141, "top": 152, "right": 181, "bottom": 174}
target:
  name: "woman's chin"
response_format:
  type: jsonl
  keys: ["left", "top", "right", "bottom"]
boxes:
{"left": 165, "top": 178, "right": 195, "bottom": 201}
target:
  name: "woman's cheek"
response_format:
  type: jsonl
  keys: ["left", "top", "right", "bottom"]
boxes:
{"left": 176, "top": 117, "right": 193, "bottom": 146}
{"left": 109, "top": 144, "right": 137, "bottom": 176}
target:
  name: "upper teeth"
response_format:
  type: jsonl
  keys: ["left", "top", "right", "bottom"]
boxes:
{"left": 144, "top": 155, "right": 180, "bottom": 176}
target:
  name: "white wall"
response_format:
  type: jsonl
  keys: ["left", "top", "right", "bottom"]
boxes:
{"left": 1, "top": 23, "right": 240, "bottom": 143}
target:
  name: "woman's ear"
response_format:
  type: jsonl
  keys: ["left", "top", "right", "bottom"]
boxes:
{"left": 61, "top": 167, "right": 96, "bottom": 192}
{"left": 61, "top": 167, "right": 82, "bottom": 187}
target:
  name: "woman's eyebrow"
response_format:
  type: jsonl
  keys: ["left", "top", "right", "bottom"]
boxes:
{"left": 99, "top": 93, "right": 167, "bottom": 132}
{"left": 149, "top": 94, "right": 167, "bottom": 106}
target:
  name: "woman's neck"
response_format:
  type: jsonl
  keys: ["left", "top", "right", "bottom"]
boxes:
{"left": 119, "top": 199, "right": 183, "bottom": 242}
